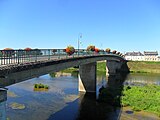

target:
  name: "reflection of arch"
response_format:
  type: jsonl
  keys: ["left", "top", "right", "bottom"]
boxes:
{"left": 77, "top": 73, "right": 128, "bottom": 120}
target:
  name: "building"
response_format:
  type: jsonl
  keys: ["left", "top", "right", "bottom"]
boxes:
{"left": 144, "top": 51, "right": 158, "bottom": 61}
{"left": 125, "top": 51, "right": 160, "bottom": 61}
{"left": 125, "top": 52, "right": 144, "bottom": 61}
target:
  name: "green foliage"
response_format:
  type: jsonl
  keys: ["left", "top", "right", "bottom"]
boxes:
{"left": 0, "top": 51, "right": 2, "bottom": 57}
{"left": 49, "top": 72, "right": 56, "bottom": 78}
{"left": 97, "top": 62, "right": 106, "bottom": 72}
{"left": 122, "top": 85, "right": 160, "bottom": 116}
{"left": 86, "top": 45, "right": 95, "bottom": 51}
{"left": 105, "top": 48, "right": 111, "bottom": 53}
{"left": 34, "top": 83, "right": 49, "bottom": 89}
{"left": 44, "top": 85, "right": 49, "bottom": 89}
{"left": 65, "top": 45, "right": 75, "bottom": 55}
{"left": 60, "top": 61, "right": 160, "bottom": 74}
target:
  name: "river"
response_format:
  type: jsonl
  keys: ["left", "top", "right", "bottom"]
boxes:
{"left": 0, "top": 72, "right": 160, "bottom": 120}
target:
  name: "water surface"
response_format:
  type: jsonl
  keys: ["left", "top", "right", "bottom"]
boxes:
{"left": 1, "top": 72, "right": 160, "bottom": 120}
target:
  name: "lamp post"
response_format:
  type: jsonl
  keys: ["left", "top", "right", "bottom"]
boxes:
{"left": 78, "top": 33, "right": 82, "bottom": 57}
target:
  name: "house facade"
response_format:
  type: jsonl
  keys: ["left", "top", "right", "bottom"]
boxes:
{"left": 125, "top": 51, "right": 159, "bottom": 61}
{"left": 144, "top": 51, "right": 158, "bottom": 61}
{"left": 125, "top": 52, "right": 144, "bottom": 61}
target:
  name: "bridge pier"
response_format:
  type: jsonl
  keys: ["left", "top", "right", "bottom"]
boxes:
{"left": 79, "top": 62, "right": 96, "bottom": 93}
{"left": 0, "top": 89, "right": 7, "bottom": 102}
{"left": 106, "top": 60, "right": 122, "bottom": 75}
{"left": 0, "top": 89, "right": 7, "bottom": 120}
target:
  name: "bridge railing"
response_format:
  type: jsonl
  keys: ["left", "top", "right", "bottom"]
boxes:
{"left": 0, "top": 49, "right": 117, "bottom": 65}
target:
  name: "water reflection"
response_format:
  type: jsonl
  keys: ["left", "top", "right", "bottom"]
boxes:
{"left": 1, "top": 71, "right": 160, "bottom": 120}
{"left": 124, "top": 73, "right": 160, "bottom": 86}
{"left": 77, "top": 92, "right": 120, "bottom": 120}
{"left": 49, "top": 71, "right": 78, "bottom": 78}
{"left": 0, "top": 101, "right": 6, "bottom": 120}
{"left": 48, "top": 72, "right": 128, "bottom": 120}
{"left": 97, "top": 73, "right": 128, "bottom": 120}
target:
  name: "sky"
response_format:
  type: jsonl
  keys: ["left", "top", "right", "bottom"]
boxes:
{"left": 0, "top": 0, "right": 160, "bottom": 53}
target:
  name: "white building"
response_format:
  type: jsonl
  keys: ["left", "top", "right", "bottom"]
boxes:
{"left": 125, "top": 51, "right": 160, "bottom": 61}
{"left": 125, "top": 52, "right": 144, "bottom": 61}
{"left": 144, "top": 51, "right": 158, "bottom": 61}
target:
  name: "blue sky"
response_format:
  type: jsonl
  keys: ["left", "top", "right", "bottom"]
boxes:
{"left": 0, "top": 0, "right": 160, "bottom": 53}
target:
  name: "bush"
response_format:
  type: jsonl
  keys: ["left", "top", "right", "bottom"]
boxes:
{"left": 95, "top": 48, "right": 100, "bottom": 53}
{"left": 112, "top": 50, "right": 117, "bottom": 54}
{"left": 34, "top": 83, "right": 49, "bottom": 90}
{"left": 24, "top": 47, "right": 32, "bottom": 51}
{"left": 3, "top": 48, "right": 15, "bottom": 57}
{"left": 105, "top": 48, "right": 111, "bottom": 53}
{"left": 65, "top": 45, "right": 75, "bottom": 55}
{"left": 87, "top": 45, "right": 95, "bottom": 51}
{"left": 117, "top": 52, "right": 120, "bottom": 55}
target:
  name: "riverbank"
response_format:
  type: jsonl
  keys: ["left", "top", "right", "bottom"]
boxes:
{"left": 60, "top": 62, "right": 106, "bottom": 75}
{"left": 127, "top": 61, "right": 160, "bottom": 73}
{"left": 122, "top": 85, "right": 160, "bottom": 117}
{"left": 120, "top": 106, "right": 160, "bottom": 120}
{"left": 97, "top": 61, "right": 160, "bottom": 74}
{"left": 60, "top": 61, "right": 160, "bottom": 74}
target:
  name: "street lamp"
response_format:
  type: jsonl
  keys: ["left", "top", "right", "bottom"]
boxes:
{"left": 78, "top": 33, "right": 82, "bottom": 57}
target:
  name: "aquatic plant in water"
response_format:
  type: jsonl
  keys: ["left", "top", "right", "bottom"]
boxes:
{"left": 7, "top": 91, "right": 18, "bottom": 97}
{"left": 34, "top": 83, "right": 49, "bottom": 91}
{"left": 9, "top": 102, "right": 25, "bottom": 110}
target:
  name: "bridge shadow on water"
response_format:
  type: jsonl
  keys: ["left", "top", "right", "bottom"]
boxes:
{"left": 48, "top": 73, "right": 128, "bottom": 120}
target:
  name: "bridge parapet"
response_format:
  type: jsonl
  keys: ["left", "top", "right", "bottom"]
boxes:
{"left": 0, "top": 49, "right": 124, "bottom": 66}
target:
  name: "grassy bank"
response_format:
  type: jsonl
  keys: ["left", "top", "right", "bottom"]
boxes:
{"left": 122, "top": 85, "right": 160, "bottom": 117}
{"left": 127, "top": 61, "right": 160, "bottom": 73}
{"left": 97, "top": 61, "right": 160, "bottom": 74}
{"left": 97, "top": 62, "right": 106, "bottom": 72}
{"left": 60, "top": 61, "right": 160, "bottom": 74}
{"left": 60, "top": 62, "right": 106, "bottom": 73}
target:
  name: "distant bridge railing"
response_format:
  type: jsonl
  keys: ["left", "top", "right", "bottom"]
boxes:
{"left": 0, "top": 49, "right": 122, "bottom": 66}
